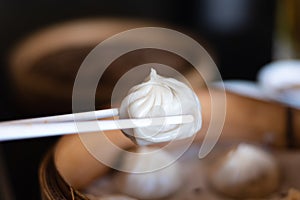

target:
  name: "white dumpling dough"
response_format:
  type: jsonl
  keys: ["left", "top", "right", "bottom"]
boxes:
{"left": 115, "top": 147, "right": 182, "bottom": 199}
{"left": 209, "top": 143, "right": 280, "bottom": 198}
{"left": 119, "top": 68, "right": 202, "bottom": 145}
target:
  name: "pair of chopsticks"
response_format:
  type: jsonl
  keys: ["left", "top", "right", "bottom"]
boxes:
{"left": 0, "top": 108, "right": 194, "bottom": 141}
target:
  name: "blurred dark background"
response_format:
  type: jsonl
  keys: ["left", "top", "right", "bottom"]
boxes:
{"left": 0, "top": 0, "right": 276, "bottom": 199}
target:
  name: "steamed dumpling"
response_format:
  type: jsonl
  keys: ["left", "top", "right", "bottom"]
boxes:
{"left": 209, "top": 143, "right": 280, "bottom": 198}
{"left": 115, "top": 147, "right": 182, "bottom": 199}
{"left": 119, "top": 68, "right": 202, "bottom": 145}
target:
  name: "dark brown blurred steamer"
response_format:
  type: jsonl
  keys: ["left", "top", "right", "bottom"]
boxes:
{"left": 39, "top": 88, "right": 300, "bottom": 200}
{"left": 9, "top": 19, "right": 148, "bottom": 114}
{"left": 39, "top": 149, "right": 87, "bottom": 200}
{"left": 197, "top": 89, "right": 300, "bottom": 148}
{"left": 9, "top": 18, "right": 206, "bottom": 115}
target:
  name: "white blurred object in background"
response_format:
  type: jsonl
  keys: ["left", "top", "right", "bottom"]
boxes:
{"left": 258, "top": 60, "right": 300, "bottom": 108}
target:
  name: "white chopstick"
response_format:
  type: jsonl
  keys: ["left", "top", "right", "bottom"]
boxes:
{"left": 0, "top": 108, "right": 119, "bottom": 125}
{"left": 0, "top": 115, "right": 194, "bottom": 141}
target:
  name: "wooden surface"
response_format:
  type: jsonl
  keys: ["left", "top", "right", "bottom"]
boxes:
{"left": 293, "top": 108, "right": 300, "bottom": 147}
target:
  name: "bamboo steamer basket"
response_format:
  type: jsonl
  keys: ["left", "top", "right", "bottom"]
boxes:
{"left": 9, "top": 18, "right": 206, "bottom": 115}
{"left": 39, "top": 88, "right": 300, "bottom": 199}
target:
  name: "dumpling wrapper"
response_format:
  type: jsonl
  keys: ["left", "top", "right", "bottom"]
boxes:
{"left": 209, "top": 143, "right": 280, "bottom": 198}
{"left": 119, "top": 69, "right": 202, "bottom": 145}
{"left": 115, "top": 147, "right": 182, "bottom": 199}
